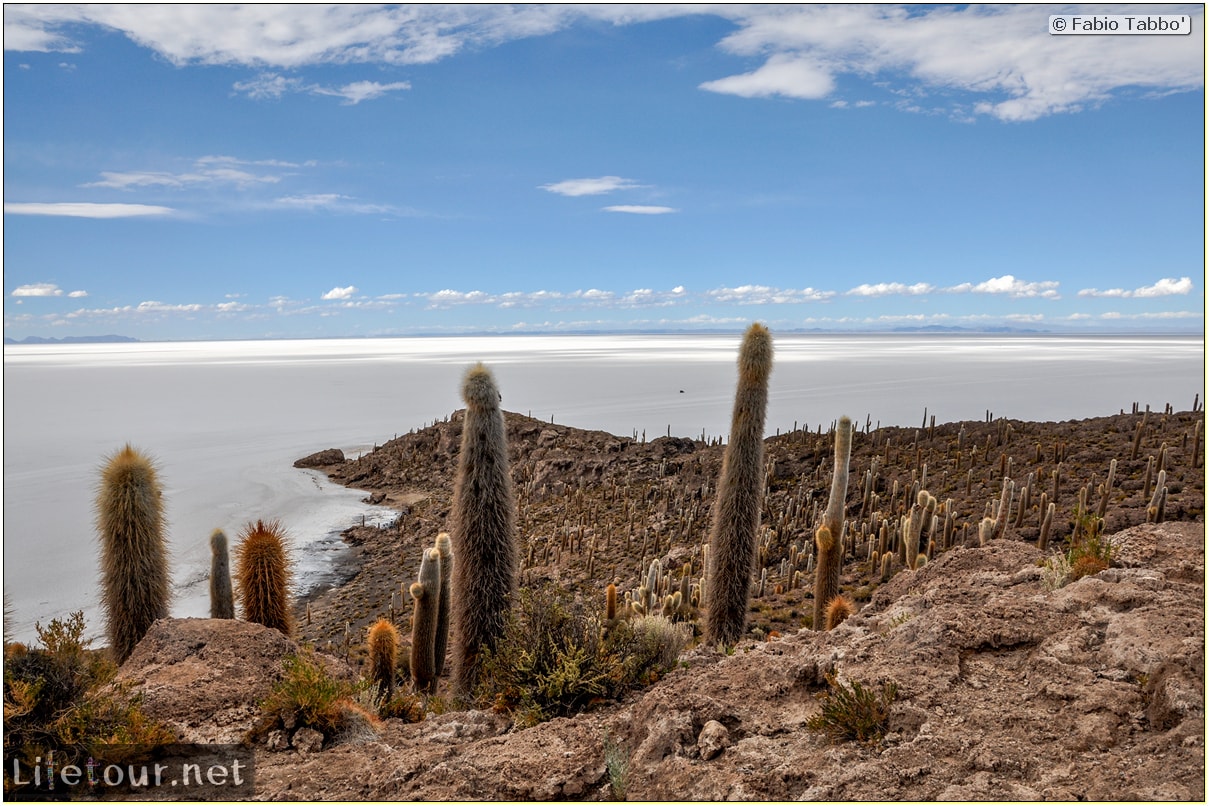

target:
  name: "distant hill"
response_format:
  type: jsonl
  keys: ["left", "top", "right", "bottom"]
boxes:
{"left": 3, "top": 334, "right": 140, "bottom": 345}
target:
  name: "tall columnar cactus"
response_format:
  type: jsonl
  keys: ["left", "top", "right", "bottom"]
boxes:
{"left": 813, "top": 416, "right": 853, "bottom": 631}
{"left": 450, "top": 363, "right": 518, "bottom": 699}
{"left": 704, "top": 323, "right": 773, "bottom": 646}
{"left": 368, "top": 618, "right": 399, "bottom": 703}
{"left": 96, "top": 444, "right": 171, "bottom": 664}
{"left": 1096, "top": 459, "right": 1117, "bottom": 520}
{"left": 904, "top": 490, "right": 935, "bottom": 571}
{"left": 209, "top": 529, "right": 235, "bottom": 619}
{"left": 990, "top": 477, "right": 1015, "bottom": 542}
{"left": 235, "top": 519, "right": 293, "bottom": 636}
{"left": 410, "top": 547, "right": 442, "bottom": 695}
{"left": 433, "top": 532, "right": 454, "bottom": 678}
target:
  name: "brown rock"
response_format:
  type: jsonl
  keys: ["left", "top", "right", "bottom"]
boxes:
{"left": 294, "top": 447, "right": 345, "bottom": 468}
{"left": 697, "top": 719, "right": 730, "bottom": 760}
{"left": 115, "top": 618, "right": 298, "bottom": 743}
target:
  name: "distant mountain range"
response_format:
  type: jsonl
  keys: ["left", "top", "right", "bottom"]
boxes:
{"left": 3, "top": 334, "right": 141, "bottom": 345}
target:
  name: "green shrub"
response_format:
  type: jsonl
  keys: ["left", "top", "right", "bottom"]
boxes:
{"left": 806, "top": 672, "right": 897, "bottom": 745}
{"left": 254, "top": 648, "right": 363, "bottom": 740}
{"left": 478, "top": 586, "right": 690, "bottom": 725}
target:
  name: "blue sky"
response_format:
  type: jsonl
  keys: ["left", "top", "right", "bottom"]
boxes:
{"left": 3, "top": 4, "right": 1205, "bottom": 341}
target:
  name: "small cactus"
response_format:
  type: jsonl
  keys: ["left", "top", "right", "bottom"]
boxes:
{"left": 824, "top": 595, "right": 854, "bottom": 631}
{"left": 368, "top": 619, "right": 399, "bottom": 703}
{"left": 96, "top": 444, "right": 171, "bottom": 664}
{"left": 235, "top": 519, "right": 293, "bottom": 636}
{"left": 209, "top": 529, "right": 235, "bottom": 620}
{"left": 411, "top": 548, "right": 442, "bottom": 695}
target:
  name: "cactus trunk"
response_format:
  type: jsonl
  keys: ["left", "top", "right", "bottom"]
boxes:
{"left": 410, "top": 548, "right": 442, "bottom": 695}
{"left": 96, "top": 444, "right": 171, "bottom": 664}
{"left": 813, "top": 416, "right": 852, "bottom": 630}
{"left": 704, "top": 323, "right": 773, "bottom": 646}
{"left": 235, "top": 519, "right": 293, "bottom": 636}
{"left": 450, "top": 363, "right": 518, "bottom": 700}
{"left": 209, "top": 529, "right": 235, "bottom": 620}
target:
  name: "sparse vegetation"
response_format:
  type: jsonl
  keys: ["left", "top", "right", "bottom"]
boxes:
{"left": 253, "top": 648, "right": 369, "bottom": 741}
{"left": 603, "top": 731, "right": 630, "bottom": 800}
{"left": 3, "top": 612, "right": 175, "bottom": 796}
{"left": 806, "top": 672, "right": 898, "bottom": 746}
{"left": 478, "top": 586, "right": 690, "bottom": 726}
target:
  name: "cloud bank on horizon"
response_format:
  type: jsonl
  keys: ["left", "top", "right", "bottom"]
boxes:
{"left": 3, "top": 4, "right": 1203, "bottom": 340}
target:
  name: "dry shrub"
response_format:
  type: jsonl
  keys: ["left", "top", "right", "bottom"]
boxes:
{"left": 806, "top": 672, "right": 897, "bottom": 745}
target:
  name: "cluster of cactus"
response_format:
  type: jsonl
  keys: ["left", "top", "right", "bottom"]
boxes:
{"left": 614, "top": 559, "right": 699, "bottom": 625}
{"left": 409, "top": 545, "right": 445, "bottom": 694}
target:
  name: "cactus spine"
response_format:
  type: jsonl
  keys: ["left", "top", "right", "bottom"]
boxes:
{"left": 410, "top": 547, "right": 442, "bottom": 695}
{"left": 813, "top": 416, "right": 852, "bottom": 630}
{"left": 235, "top": 519, "right": 293, "bottom": 636}
{"left": 209, "top": 529, "right": 235, "bottom": 619}
{"left": 368, "top": 618, "right": 399, "bottom": 703}
{"left": 433, "top": 532, "right": 454, "bottom": 678}
{"left": 450, "top": 363, "right": 518, "bottom": 699}
{"left": 704, "top": 323, "right": 773, "bottom": 646}
{"left": 96, "top": 444, "right": 171, "bottom": 664}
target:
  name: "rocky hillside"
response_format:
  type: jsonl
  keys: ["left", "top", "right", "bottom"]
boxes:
{"left": 294, "top": 407, "right": 1204, "bottom": 653}
{"left": 119, "top": 520, "right": 1204, "bottom": 800}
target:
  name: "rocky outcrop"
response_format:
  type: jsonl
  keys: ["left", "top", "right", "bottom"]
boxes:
{"left": 293, "top": 447, "right": 346, "bottom": 468}
{"left": 113, "top": 521, "right": 1202, "bottom": 799}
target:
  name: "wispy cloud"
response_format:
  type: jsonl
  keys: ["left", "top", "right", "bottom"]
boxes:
{"left": 321, "top": 285, "right": 358, "bottom": 300}
{"left": 540, "top": 176, "right": 640, "bottom": 197}
{"left": 707, "top": 285, "right": 835, "bottom": 305}
{"left": 603, "top": 205, "right": 677, "bottom": 215}
{"left": 233, "top": 72, "right": 411, "bottom": 103}
{"left": 417, "top": 286, "right": 690, "bottom": 310}
{"left": 313, "top": 80, "right": 411, "bottom": 104}
{"left": 4, "top": 202, "right": 175, "bottom": 218}
{"left": 270, "top": 194, "right": 405, "bottom": 215}
{"left": 1078, "top": 276, "right": 1193, "bottom": 298}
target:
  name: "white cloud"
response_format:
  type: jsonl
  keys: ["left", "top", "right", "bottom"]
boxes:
{"left": 67, "top": 290, "right": 89, "bottom": 298}
{"left": 540, "top": 176, "right": 639, "bottom": 197}
{"left": 12, "top": 283, "right": 64, "bottom": 297}
{"left": 847, "top": 282, "right": 934, "bottom": 297}
{"left": 1079, "top": 276, "right": 1194, "bottom": 298}
{"left": 946, "top": 274, "right": 1060, "bottom": 299}
{"left": 321, "top": 286, "right": 358, "bottom": 300}
{"left": 8, "top": 6, "right": 1198, "bottom": 121}
{"left": 603, "top": 205, "right": 678, "bottom": 215}
{"left": 707, "top": 285, "right": 835, "bottom": 305}
{"left": 702, "top": 5, "right": 1204, "bottom": 120}
{"left": 700, "top": 53, "right": 835, "bottom": 100}
{"left": 4, "top": 202, "right": 175, "bottom": 218}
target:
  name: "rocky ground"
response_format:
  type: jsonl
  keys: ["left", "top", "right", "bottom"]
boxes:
{"left": 121, "top": 520, "right": 1204, "bottom": 800}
